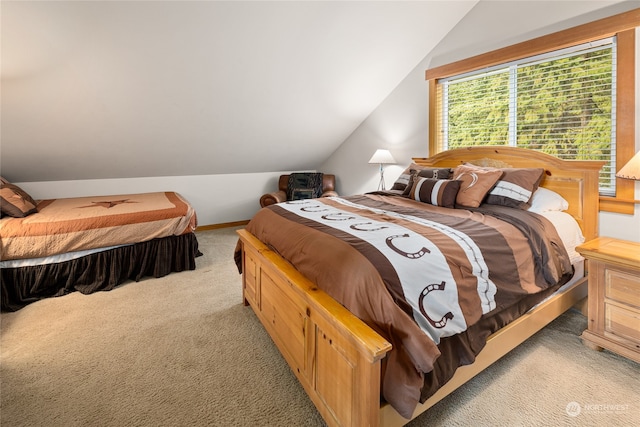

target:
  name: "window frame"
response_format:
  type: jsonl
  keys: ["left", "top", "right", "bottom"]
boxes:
{"left": 426, "top": 9, "right": 639, "bottom": 214}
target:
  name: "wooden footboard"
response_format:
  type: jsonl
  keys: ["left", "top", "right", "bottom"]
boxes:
{"left": 238, "top": 229, "right": 392, "bottom": 426}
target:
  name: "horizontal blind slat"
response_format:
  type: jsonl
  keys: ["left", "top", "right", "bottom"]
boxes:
{"left": 440, "top": 37, "right": 616, "bottom": 194}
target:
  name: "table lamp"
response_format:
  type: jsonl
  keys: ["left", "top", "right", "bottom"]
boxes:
{"left": 368, "top": 149, "right": 396, "bottom": 191}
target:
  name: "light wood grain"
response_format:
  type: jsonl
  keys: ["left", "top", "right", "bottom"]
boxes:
{"left": 576, "top": 237, "right": 640, "bottom": 363}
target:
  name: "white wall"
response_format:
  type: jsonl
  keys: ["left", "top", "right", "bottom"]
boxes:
{"left": 14, "top": 172, "right": 290, "bottom": 226}
{"left": 320, "top": 1, "right": 640, "bottom": 242}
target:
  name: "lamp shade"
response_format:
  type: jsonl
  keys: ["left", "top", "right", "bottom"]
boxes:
{"left": 616, "top": 150, "right": 640, "bottom": 180}
{"left": 368, "top": 149, "right": 396, "bottom": 164}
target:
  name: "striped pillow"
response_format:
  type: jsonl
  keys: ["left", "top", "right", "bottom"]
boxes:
{"left": 391, "top": 164, "right": 453, "bottom": 193}
{"left": 485, "top": 168, "right": 545, "bottom": 209}
{"left": 401, "top": 167, "right": 454, "bottom": 196}
{"left": 408, "top": 177, "right": 461, "bottom": 208}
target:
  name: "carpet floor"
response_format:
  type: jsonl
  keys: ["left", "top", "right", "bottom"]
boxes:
{"left": 1, "top": 227, "right": 638, "bottom": 426}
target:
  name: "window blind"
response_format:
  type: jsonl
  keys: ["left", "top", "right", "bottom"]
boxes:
{"left": 435, "top": 37, "right": 616, "bottom": 195}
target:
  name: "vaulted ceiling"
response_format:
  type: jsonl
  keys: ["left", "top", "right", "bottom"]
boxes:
{"left": 1, "top": 1, "right": 633, "bottom": 182}
{"left": 2, "top": 1, "right": 479, "bottom": 181}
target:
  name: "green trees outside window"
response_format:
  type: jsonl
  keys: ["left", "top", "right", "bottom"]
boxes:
{"left": 442, "top": 40, "right": 615, "bottom": 194}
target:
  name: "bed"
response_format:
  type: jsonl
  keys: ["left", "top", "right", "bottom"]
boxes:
{"left": 0, "top": 188, "right": 200, "bottom": 312}
{"left": 234, "top": 146, "right": 603, "bottom": 427}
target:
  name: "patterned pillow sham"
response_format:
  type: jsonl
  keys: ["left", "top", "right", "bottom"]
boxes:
{"left": 452, "top": 164, "right": 503, "bottom": 208}
{"left": 391, "top": 163, "right": 453, "bottom": 193}
{"left": 401, "top": 168, "right": 454, "bottom": 196}
{"left": 408, "top": 177, "right": 461, "bottom": 208}
{"left": 0, "top": 182, "right": 38, "bottom": 218}
{"left": 485, "top": 167, "right": 545, "bottom": 209}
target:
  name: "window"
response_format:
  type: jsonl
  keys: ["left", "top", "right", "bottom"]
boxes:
{"left": 436, "top": 38, "right": 616, "bottom": 195}
{"left": 426, "top": 9, "right": 638, "bottom": 214}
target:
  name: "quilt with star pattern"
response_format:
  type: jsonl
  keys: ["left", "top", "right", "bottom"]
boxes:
{"left": 1, "top": 191, "right": 197, "bottom": 261}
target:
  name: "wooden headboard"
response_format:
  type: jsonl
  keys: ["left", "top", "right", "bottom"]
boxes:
{"left": 412, "top": 146, "right": 605, "bottom": 241}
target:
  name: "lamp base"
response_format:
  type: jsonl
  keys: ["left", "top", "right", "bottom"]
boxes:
{"left": 377, "top": 164, "right": 386, "bottom": 191}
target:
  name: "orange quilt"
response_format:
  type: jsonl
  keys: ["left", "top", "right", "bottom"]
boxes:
{"left": 0, "top": 192, "right": 197, "bottom": 261}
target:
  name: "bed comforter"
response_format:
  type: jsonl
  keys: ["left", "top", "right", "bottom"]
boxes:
{"left": 1, "top": 191, "right": 197, "bottom": 261}
{"left": 235, "top": 194, "right": 573, "bottom": 418}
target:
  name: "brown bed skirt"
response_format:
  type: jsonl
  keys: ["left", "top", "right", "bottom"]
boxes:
{"left": 1, "top": 233, "right": 201, "bottom": 312}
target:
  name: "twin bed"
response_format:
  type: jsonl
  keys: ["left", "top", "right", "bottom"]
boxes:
{"left": 234, "top": 146, "right": 603, "bottom": 426}
{"left": 0, "top": 189, "right": 200, "bottom": 311}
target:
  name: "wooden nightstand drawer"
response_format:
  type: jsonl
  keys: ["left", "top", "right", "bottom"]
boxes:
{"left": 576, "top": 237, "right": 640, "bottom": 363}
{"left": 605, "top": 268, "right": 640, "bottom": 306}
{"left": 605, "top": 302, "right": 640, "bottom": 343}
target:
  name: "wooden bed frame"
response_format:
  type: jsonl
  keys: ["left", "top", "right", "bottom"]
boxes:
{"left": 236, "top": 146, "right": 604, "bottom": 427}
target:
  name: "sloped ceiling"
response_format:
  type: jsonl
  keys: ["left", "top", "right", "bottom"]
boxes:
{"left": 1, "top": 0, "right": 478, "bottom": 182}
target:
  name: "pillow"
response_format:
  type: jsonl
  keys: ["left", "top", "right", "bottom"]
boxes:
{"left": 527, "top": 187, "right": 569, "bottom": 213}
{"left": 0, "top": 177, "right": 9, "bottom": 217}
{"left": 391, "top": 163, "right": 452, "bottom": 193}
{"left": 390, "top": 163, "right": 417, "bottom": 192}
{"left": 0, "top": 182, "right": 38, "bottom": 218}
{"left": 408, "top": 177, "right": 461, "bottom": 208}
{"left": 452, "top": 164, "right": 503, "bottom": 208}
{"left": 401, "top": 168, "right": 453, "bottom": 196}
{"left": 484, "top": 167, "right": 545, "bottom": 209}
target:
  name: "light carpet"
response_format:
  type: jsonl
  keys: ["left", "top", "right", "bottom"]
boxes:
{"left": 1, "top": 227, "right": 638, "bottom": 427}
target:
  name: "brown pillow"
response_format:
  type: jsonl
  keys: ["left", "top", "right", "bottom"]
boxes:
{"left": 401, "top": 168, "right": 453, "bottom": 196}
{"left": 0, "top": 182, "right": 38, "bottom": 218}
{"left": 391, "top": 163, "right": 418, "bottom": 192}
{"left": 452, "top": 164, "right": 503, "bottom": 208}
{"left": 485, "top": 168, "right": 545, "bottom": 209}
{"left": 391, "top": 163, "right": 453, "bottom": 193}
{"left": 408, "top": 178, "right": 461, "bottom": 208}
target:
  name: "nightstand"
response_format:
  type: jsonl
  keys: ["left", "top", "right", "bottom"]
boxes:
{"left": 576, "top": 237, "right": 640, "bottom": 363}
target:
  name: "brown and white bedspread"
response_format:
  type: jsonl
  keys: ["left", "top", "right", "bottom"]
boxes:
{"left": 1, "top": 191, "right": 197, "bottom": 261}
{"left": 237, "top": 194, "right": 573, "bottom": 417}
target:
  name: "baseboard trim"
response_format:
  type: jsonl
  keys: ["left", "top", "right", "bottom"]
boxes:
{"left": 196, "top": 220, "right": 250, "bottom": 231}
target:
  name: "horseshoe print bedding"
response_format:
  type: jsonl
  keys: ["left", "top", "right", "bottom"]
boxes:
{"left": 239, "top": 192, "right": 574, "bottom": 417}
